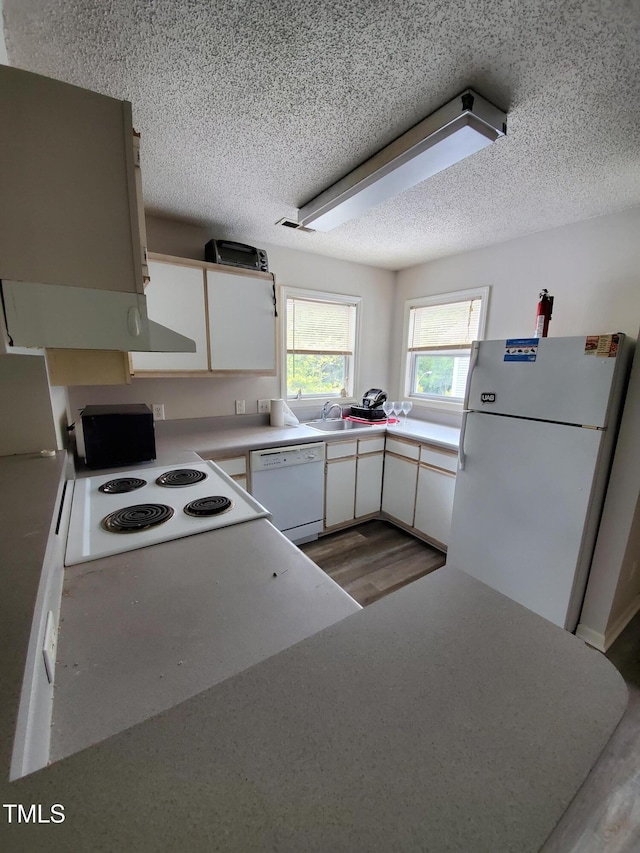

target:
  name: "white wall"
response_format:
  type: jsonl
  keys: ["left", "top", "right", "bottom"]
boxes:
{"left": 391, "top": 207, "right": 640, "bottom": 400}
{"left": 66, "top": 216, "right": 395, "bottom": 422}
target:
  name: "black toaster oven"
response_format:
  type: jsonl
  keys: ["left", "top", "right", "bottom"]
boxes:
{"left": 204, "top": 239, "right": 269, "bottom": 273}
{"left": 81, "top": 404, "right": 156, "bottom": 469}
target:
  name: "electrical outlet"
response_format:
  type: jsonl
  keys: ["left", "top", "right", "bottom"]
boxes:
{"left": 152, "top": 403, "right": 165, "bottom": 420}
{"left": 235, "top": 400, "right": 246, "bottom": 415}
{"left": 258, "top": 399, "right": 271, "bottom": 413}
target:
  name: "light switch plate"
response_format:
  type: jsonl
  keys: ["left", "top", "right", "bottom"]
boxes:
{"left": 42, "top": 610, "right": 57, "bottom": 684}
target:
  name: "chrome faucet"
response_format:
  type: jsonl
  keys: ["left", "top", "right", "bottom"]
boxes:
{"left": 321, "top": 401, "right": 343, "bottom": 420}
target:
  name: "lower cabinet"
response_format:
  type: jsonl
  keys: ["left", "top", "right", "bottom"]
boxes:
{"left": 355, "top": 452, "right": 384, "bottom": 518}
{"left": 320, "top": 433, "right": 458, "bottom": 548}
{"left": 325, "top": 456, "right": 357, "bottom": 528}
{"left": 381, "top": 453, "right": 419, "bottom": 527}
{"left": 324, "top": 436, "right": 384, "bottom": 530}
{"left": 206, "top": 454, "right": 249, "bottom": 492}
{"left": 413, "top": 465, "right": 456, "bottom": 548}
{"left": 380, "top": 437, "right": 457, "bottom": 551}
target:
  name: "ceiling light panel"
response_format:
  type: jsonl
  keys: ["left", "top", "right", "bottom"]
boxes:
{"left": 297, "top": 90, "right": 507, "bottom": 231}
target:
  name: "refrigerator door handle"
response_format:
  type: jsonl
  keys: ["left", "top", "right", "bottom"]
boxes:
{"left": 463, "top": 340, "right": 481, "bottom": 410}
{"left": 458, "top": 410, "right": 468, "bottom": 471}
{"left": 458, "top": 341, "right": 479, "bottom": 471}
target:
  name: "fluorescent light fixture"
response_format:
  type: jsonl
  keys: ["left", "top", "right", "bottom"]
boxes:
{"left": 297, "top": 89, "right": 507, "bottom": 231}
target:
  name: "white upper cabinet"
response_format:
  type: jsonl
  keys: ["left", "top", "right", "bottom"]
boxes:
{"left": 131, "top": 262, "right": 209, "bottom": 372}
{"left": 131, "top": 258, "right": 277, "bottom": 375}
{"left": 0, "top": 66, "right": 194, "bottom": 353}
{"left": 0, "top": 65, "right": 143, "bottom": 294}
{"left": 206, "top": 269, "right": 276, "bottom": 372}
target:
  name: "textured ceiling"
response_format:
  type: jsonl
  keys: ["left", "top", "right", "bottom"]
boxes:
{"left": 3, "top": 0, "right": 640, "bottom": 270}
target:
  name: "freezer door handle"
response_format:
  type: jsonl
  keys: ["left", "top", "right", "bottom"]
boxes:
{"left": 463, "top": 340, "right": 480, "bottom": 410}
{"left": 458, "top": 410, "right": 468, "bottom": 471}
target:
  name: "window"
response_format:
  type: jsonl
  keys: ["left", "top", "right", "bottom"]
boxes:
{"left": 283, "top": 289, "right": 360, "bottom": 399}
{"left": 404, "top": 287, "right": 489, "bottom": 405}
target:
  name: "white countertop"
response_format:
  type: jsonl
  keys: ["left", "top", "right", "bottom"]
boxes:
{"left": 151, "top": 416, "right": 460, "bottom": 460}
{"left": 52, "top": 518, "right": 360, "bottom": 761}
{"left": 0, "top": 449, "right": 629, "bottom": 852}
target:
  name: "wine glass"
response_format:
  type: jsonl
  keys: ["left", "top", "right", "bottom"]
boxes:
{"left": 391, "top": 401, "right": 401, "bottom": 425}
{"left": 382, "top": 400, "right": 393, "bottom": 422}
{"left": 401, "top": 400, "right": 412, "bottom": 426}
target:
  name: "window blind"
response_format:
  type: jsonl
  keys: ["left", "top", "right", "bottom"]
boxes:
{"left": 408, "top": 298, "right": 482, "bottom": 352}
{"left": 286, "top": 297, "right": 356, "bottom": 355}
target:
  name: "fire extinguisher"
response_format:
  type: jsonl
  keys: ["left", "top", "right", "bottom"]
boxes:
{"left": 534, "top": 289, "right": 554, "bottom": 337}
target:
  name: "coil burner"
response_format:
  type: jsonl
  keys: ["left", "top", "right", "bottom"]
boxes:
{"left": 98, "top": 477, "right": 147, "bottom": 494}
{"left": 102, "top": 504, "right": 174, "bottom": 533}
{"left": 183, "top": 496, "right": 233, "bottom": 517}
{"left": 156, "top": 469, "right": 208, "bottom": 488}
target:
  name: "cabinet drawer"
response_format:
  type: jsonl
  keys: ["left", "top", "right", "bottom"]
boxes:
{"left": 419, "top": 445, "right": 458, "bottom": 473}
{"left": 213, "top": 456, "right": 247, "bottom": 477}
{"left": 385, "top": 437, "right": 420, "bottom": 460}
{"left": 326, "top": 440, "right": 357, "bottom": 460}
{"left": 358, "top": 436, "right": 385, "bottom": 455}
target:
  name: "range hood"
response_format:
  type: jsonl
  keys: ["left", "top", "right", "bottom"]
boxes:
{"left": 1, "top": 280, "right": 196, "bottom": 353}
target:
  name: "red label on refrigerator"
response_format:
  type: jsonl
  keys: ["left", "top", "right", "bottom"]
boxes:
{"left": 584, "top": 334, "right": 619, "bottom": 357}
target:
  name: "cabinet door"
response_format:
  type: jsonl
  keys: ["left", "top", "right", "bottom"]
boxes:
{"left": 131, "top": 262, "right": 208, "bottom": 372}
{"left": 414, "top": 465, "right": 456, "bottom": 548}
{"left": 381, "top": 454, "right": 418, "bottom": 527}
{"left": 206, "top": 270, "right": 276, "bottom": 372}
{"left": 325, "top": 458, "right": 356, "bottom": 528}
{"left": 0, "top": 66, "right": 143, "bottom": 294}
{"left": 355, "top": 453, "right": 383, "bottom": 518}
{"left": 210, "top": 456, "right": 249, "bottom": 492}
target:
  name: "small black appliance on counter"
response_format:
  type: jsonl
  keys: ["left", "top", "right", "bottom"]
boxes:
{"left": 81, "top": 404, "right": 156, "bottom": 469}
{"left": 350, "top": 388, "right": 388, "bottom": 421}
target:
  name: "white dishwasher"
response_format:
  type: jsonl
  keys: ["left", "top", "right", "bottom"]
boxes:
{"left": 250, "top": 442, "right": 325, "bottom": 544}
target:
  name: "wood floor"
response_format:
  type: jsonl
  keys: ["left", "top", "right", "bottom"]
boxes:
{"left": 542, "top": 610, "right": 640, "bottom": 852}
{"left": 300, "top": 519, "right": 446, "bottom": 606}
{"left": 304, "top": 521, "right": 640, "bottom": 850}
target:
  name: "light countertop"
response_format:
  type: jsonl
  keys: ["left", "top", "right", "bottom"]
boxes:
{"left": 0, "top": 435, "right": 629, "bottom": 851}
{"left": 152, "top": 416, "right": 460, "bottom": 460}
{"left": 0, "top": 451, "right": 68, "bottom": 776}
{"left": 4, "top": 564, "right": 627, "bottom": 852}
{"left": 52, "top": 518, "right": 360, "bottom": 761}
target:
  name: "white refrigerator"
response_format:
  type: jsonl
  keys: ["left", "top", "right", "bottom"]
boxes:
{"left": 446, "top": 334, "right": 631, "bottom": 631}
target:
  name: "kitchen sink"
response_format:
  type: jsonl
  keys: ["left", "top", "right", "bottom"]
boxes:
{"left": 306, "top": 419, "right": 378, "bottom": 432}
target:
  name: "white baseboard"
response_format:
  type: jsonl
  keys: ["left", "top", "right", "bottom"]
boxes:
{"left": 604, "top": 595, "right": 640, "bottom": 650}
{"left": 575, "top": 623, "right": 606, "bottom": 652}
{"left": 576, "top": 594, "right": 640, "bottom": 653}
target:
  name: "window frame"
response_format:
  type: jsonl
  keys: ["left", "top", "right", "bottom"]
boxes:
{"left": 401, "top": 286, "right": 489, "bottom": 411}
{"left": 280, "top": 286, "right": 362, "bottom": 404}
